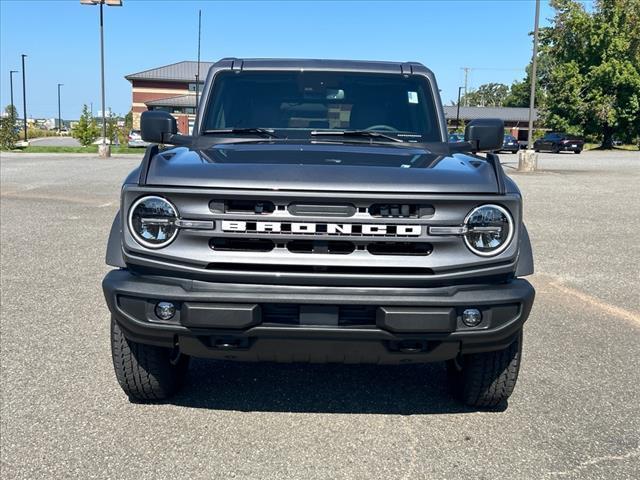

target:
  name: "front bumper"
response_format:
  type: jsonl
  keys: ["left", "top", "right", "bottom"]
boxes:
{"left": 103, "top": 269, "right": 535, "bottom": 365}
{"left": 559, "top": 143, "right": 582, "bottom": 152}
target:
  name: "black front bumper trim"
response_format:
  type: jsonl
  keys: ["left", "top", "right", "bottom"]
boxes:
{"left": 103, "top": 269, "right": 535, "bottom": 364}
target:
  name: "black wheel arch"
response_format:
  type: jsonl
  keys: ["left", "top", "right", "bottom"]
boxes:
{"left": 106, "top": 211, "right": 126, "bottom": 268}
{"left": 515, "top": 223, "right": 534, "bottom": 276}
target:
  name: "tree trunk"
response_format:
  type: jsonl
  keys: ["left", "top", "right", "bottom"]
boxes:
{"left": 601, "top": 125, "right": 614, "bottom": 149}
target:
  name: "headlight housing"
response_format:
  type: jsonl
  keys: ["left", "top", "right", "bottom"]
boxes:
{"left": 463, "top": 204, "right": 514, "bottom": 256}
{"left": 128, "top": 196, "right": 179, "bottom": 248}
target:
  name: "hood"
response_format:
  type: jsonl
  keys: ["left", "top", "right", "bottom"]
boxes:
{"left": 144, "top": 142, "right": 499, "bottom": 194}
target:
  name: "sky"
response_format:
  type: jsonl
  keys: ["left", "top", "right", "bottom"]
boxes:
{"left": 0, "top": 0, "right": 566, "bottom": 119}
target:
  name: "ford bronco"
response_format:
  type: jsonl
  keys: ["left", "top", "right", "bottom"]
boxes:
{"left": 103, "top": 59, "right": 535, "bottom": 407}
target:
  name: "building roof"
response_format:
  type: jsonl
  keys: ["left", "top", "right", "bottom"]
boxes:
{"left": 443, "top": 105, "right": 538, "bottom": 122}
{"left": 145, "top": 95, "right": 197, "bottom": 107}
{"left": 125, "top": 61, "right": 214, "bottom": 82}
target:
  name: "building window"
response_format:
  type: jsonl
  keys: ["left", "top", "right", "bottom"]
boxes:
{"left": 188, "top": 83, "right": 204, "bottom": 92}
{"left": 149, "top": 106, "right": 195, "bottom": 115}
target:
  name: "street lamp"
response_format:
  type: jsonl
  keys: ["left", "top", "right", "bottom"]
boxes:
{"left": 527, "top": 0, "right": 541, "bottom": 150}
{"left": 80, "top": 0, "right": 123, "bottom": 158}
{"left": 455, "top": 86, "right": 464, "bottom": 130}
{"left": 21, "top": 54, "right": 27, "bottom": 143}
{"left": 57, "top": 83, "right": 64, "bottom": 134}
{"left": 519, "top": 0, "right": 541, "bottom": 173}
{"left": 9, "top": 70, "right": 18, "bottom": 112}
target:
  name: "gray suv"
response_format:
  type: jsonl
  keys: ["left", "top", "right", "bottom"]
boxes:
{"left": 103, "top": 59, "right": 535, "bottom": 408}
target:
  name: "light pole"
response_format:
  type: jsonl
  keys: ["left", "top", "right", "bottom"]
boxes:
{"left": 80, "top": 0, "right": 122, "bottom": 157}
{"left": 527, "top": 0, "right": 541, "bottom": 150}
{"left": 57, "top": 83, "right": 64, "bottom": 134}
{"left": 9, "top": 70, "right": 18, "bottom": 112}
{"left": 21, "top": 54, "right": 27, "bottom": 143}
{"left": 455, "top": 86, "right": 464, "bottom": 130}
{"left": 519, "top": 0, "right": 540, "bottom": 172}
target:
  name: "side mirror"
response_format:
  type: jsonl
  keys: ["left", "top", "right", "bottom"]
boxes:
{"left": 464, "top": 118, "right": 504, "bottom": 152}
{"left": 140, "top": 110, "right": 177, "bottom": 143}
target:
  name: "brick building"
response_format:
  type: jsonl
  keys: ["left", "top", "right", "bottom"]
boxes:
{"left": 125, "top": 61, "right": 213, "bottom": 133}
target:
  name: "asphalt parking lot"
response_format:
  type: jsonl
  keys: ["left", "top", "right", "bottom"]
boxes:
{"left": 1, "top": 149, "right": 639, "bottom": 479}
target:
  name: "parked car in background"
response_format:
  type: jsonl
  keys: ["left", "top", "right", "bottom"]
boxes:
{"left": 127, "top": 129, "right": 149, "bottom": 148}
{"left": 496, "top": 134, "right": 519, "bottom": 154}
{"left": 448, "top": 133, "right": 464, "bottom": 143}
{"left": 534, "top": 132, "right": 584, "bottom": 154}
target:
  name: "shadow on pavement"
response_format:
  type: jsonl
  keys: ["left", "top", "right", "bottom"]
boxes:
{"left": 165, "top": 359, "right": 502, "bottom": 415}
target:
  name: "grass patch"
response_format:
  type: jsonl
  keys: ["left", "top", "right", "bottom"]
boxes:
{"left": 4, "top": 145, "right": 144, "bottom": 154}
{"left": 585, "top": 143, "right": 639, "bottom": 151}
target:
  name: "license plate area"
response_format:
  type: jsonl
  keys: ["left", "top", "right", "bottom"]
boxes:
{"left": 300, "top": 305, "right": 339, "bottom": 326}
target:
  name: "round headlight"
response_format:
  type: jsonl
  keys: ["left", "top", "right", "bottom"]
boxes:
{"left": 463, "top": 204, "right": 514, "bottom": 256}
{"left": 128, "top": 196, "right": 179, "bottom": 248}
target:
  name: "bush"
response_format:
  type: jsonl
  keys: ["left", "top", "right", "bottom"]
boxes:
{"left": 0, "top": 105, "right": 19, "bottom": 150}
{"left": 27, "top": 127, "right": 59, "bottom": 138}
{"left": 72, "top": 104, "right": 99, "bottom": 146}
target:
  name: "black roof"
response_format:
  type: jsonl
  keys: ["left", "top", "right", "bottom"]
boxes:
{"left": 213, "top": 58, "right": 430, "bottom": 75}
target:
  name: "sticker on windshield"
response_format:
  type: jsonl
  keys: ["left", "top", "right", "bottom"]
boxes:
{"left": 407, "top": 91, "right": 419, "bottom": 104}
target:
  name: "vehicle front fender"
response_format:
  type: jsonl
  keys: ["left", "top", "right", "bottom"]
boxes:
{"left": 516, "top": 224, "right": 534, "bottom": 277}
{"left": 106, "top": 211, "right": 126, "bottom": 268}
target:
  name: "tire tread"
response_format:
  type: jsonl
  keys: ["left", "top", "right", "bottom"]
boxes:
{"left": 110, "top": 318, "right": 188, "bottom": 401}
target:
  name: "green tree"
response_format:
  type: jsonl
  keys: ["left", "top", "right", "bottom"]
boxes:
{"left": 0, "top": 105, "right": 19, "bottom": 150}
{"left": 124, "top": 110, "right": 133, "bottom": 131}
{"left": 72, "top": 104, "right": 99, "bottom": 146}
{"left": 539, "top": 0, "right": 640, "bottom": 147}
{"left": 461, "top": 83, "right": 511, "bottom": 107}
{"left": 106, "top": 113, "right": 118, "bottom": 144}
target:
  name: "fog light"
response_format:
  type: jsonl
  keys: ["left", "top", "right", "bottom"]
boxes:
{"left": 155, "top": 301, "right": 176, "bottom": 321}
{"left": 462, "top": 308, "right": 482, "bottom": 327}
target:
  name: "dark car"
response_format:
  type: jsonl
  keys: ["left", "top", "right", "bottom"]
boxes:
{"left": 497, "top": 134, "right": 520, "bottom": 153}
{"left": 103, "top": 59, "right": 535, "bottom": 408}
{"left": 448, "top": 133, "right": 464, "bottom": 143}
{"left": 534, "top": 132, "right": 584, "bottom": 153}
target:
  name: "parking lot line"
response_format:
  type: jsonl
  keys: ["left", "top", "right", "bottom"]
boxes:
{"left": 546, "top": 278, "right": 640, "bottom": 327}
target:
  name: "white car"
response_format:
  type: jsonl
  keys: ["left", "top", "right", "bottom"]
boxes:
{"left": 127, "top": 130, "right": 149, "bottom": 148}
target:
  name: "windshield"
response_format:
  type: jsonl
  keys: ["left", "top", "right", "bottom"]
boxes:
{"left": 202, "top": 71, "right": 442, "bottom": 142}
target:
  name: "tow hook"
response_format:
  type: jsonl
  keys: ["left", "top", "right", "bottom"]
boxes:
{"left": 398, "top": 340, "right": 427, "bottom": 353}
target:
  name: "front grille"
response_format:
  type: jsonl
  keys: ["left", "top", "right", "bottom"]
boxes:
{"left": 206, "top": 263, "right": 433, "bottom": 275}
{"left": 209, "top": 198, "right": 435, "bottom": 218}
{"left": 369, "top": 203, "right": 435, "bottom": 218}
{"left": 210, "top": 238, "right": 275, "bottom": 252}
{"left": 286, "top": 240, "right": 355, "bottom": 254}
{"left": 122, "top": 186, "right": 522, "bottom": 287}
{"left": 367, "top": 242, "right": 432, "bottom": 256}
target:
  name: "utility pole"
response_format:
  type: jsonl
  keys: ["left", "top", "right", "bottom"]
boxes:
{"left": 9, "top": 70, "right": 18, "bottom": 111}
{"left": 21, "top": 54, "right": 27, "bottom": 142}
{"left": 57, "top": 83, "right": 64, "bottom": 133}
{"left": 461, "top": 67, "right": 471, "bottom": 106}
{"left": 527, "top": 0, "right": 541, "bottom": 150}
{"left": 519, "top": 0, "right": 540, "bottom": 172}
{"left": 99, "top": 1, "right": 107, "bottom": 155}
{"left": 195, "top": 9, "right": 202, "bottom": 128}
{"left": 81, "top": 0, "right": 122, "bottom": 157}
{"left": 456, "top": 86, "right": 464, "bottom": 130}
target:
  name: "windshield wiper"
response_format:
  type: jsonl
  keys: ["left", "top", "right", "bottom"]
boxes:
{"left": 203, "top": 128, "right": 279, "bottom": 138}
{"left": 310, "top": 130, "right": 403, "bottom": 143}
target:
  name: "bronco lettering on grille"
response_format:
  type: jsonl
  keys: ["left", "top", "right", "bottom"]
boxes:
{"left": 221, "top": 221, "right": 421, "bottom": 236}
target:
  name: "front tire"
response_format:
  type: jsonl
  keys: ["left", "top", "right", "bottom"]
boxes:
{"left": 110, "top": 318, "right": 189, "bottom": 401}
{"left": 447, "top": 331, "right": 522, "bottom": 408}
